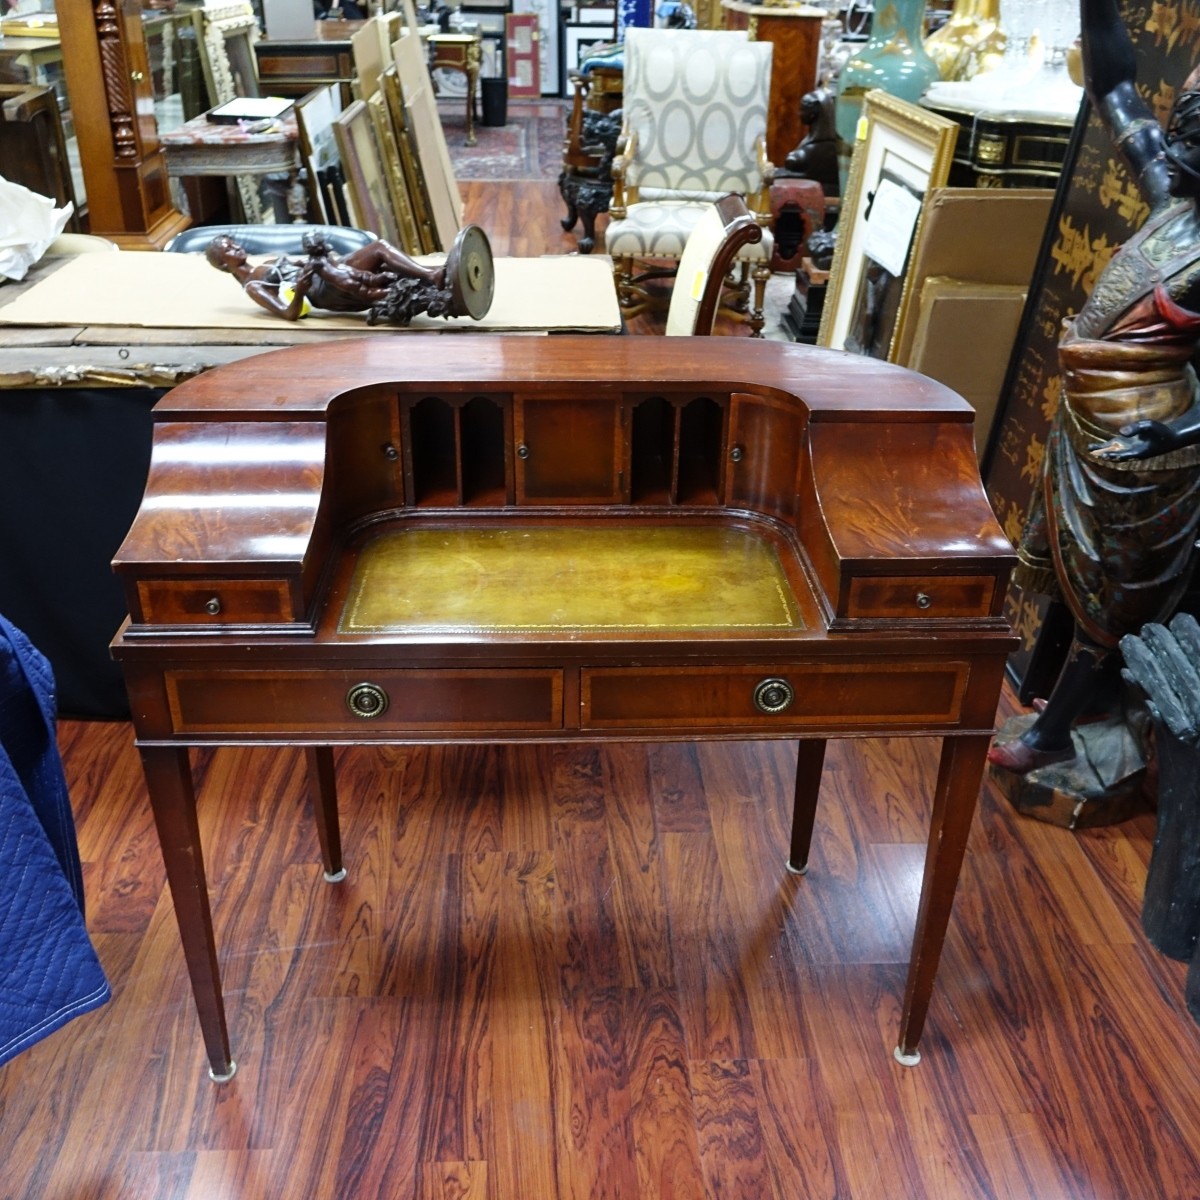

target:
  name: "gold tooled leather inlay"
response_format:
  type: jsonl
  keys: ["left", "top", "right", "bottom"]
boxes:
{"left": 338, "top": 524, "right": 803, "bottom": 633}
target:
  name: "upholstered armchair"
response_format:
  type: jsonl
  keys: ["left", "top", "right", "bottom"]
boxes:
{"left": 605, "top": 28, "right": 775, "bottom": 335}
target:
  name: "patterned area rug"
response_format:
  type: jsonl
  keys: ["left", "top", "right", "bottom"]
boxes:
{"left": 441, "top": 100, "right": 568, "bottom": 182}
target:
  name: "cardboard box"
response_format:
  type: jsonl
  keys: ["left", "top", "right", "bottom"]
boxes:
{"left": 892, "top": 187, "right": 1052, "bottom": 367}
{"left": 908, "top": 277, "right": 1028, "bottom": 459}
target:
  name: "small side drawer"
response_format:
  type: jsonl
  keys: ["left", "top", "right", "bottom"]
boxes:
{"left": 845, "top": 575, "right": 996, "bottom": 619}
{"left": 137, "top": 579, "right": 296, "bottom": 625}
{"left": 581, "top": 662, "right": 969, "bottom": 731}
{"left": 166, "top": 668, "right": 563, "bottom": 734}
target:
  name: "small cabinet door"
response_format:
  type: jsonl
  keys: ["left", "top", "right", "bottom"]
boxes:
{"left": 725, "top": 392, "right": 803, "bottom": 519}
{"left": 514, "top": 394, "right": 626, "bottom": 504}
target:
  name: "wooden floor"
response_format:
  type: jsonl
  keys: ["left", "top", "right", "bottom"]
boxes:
{"left": 3, "top": 182, "right": 1199, "bottom": 1199}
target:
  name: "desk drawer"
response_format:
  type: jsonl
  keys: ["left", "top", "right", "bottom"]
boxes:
{"left": 845, "top": 575, "right": 996, "bottom": 619}
{"left": 166, "top": 668, "right": 563, "bottom": 734}
{"left": 580, "top": 662, "right": 969, "bottom": 730}
{"left": 138, "top": 578, "right": 296, "bottom": 625}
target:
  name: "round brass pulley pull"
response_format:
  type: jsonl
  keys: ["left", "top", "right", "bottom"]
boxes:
{"left": 753, "top": 677, "right": 794, "bottom": 715}
{"left": 915, "top": 592, "right": 933, "bottom": 609}
{"left": 346, "top": 682, "right": 389, "bottom": 719}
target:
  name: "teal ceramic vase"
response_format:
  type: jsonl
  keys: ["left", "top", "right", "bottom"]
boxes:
{"left": 834, "top": 0, "right": 941, "bottom": 174}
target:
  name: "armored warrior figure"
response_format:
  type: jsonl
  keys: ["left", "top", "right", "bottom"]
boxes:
{"left": 989, "top": 0, "right": 1200, "bottom": 774}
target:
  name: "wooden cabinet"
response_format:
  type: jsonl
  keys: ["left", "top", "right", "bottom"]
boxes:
{"left": 515, "top": 393, "right": 625, "bottom": 503}
{"left": 112, "top": 336, "right": 1017, "bottom": 1082}
{"left": 721, "top": 0, "right": 824, "bottom": 167}
{"left": 56, "top": 0, "right": 189, "bottom": 248}
{"left": 923, "top": 98, "right": 1076, "bottom": 189}
{"left": 254, "top": 22, "right": 358, "bottom": 106}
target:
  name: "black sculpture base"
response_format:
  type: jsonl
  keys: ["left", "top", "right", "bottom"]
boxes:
{"left": 780, "top": 264, "right": 827, "bottom": 345}
{"left": 988, "top": 712, "right": 1153, "bottom": 829}
{"left": 558, "top": 170, "right": 612, "bottom": 255}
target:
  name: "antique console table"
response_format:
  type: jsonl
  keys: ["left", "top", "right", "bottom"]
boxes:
{"left": 159, "top": 112, "right": 307, "bottom": 225}
{"left": 428, "top": 31, "right": 482, "bottom": 147}
{"left": 111, "top": 336, "right": 1016, "bottom": 1080}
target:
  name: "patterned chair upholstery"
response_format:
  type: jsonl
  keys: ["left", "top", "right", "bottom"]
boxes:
{"left": 604, "top": 28, "right": 775, "bottom": 334}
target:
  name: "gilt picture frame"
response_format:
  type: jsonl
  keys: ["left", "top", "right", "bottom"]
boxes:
{"left": 368, "top": 90, "right": 421, "bottom": 255}
{"left": 382, "top": 64, "right": 437, "bottom": 253}
{"left": 818, "top": 90, "right": 958, "bottom": 360}
{"left": 335, "top": 98, "right": 397, "bottom": 243}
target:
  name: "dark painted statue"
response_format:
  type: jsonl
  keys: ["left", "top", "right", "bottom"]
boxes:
{"left": 784, "top": 87, "right": 839, "bottom": 197}
{"left": 988, "top": 0, "right": 1200, "bottom": 778}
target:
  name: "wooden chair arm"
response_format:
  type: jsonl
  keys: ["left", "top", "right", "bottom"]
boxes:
{"left": 610, "top": 126, "right": 637, "bottom": 218}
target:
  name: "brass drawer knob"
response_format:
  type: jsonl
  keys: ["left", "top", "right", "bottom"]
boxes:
{"left": 516, "top": 443, "right": 530, "bottom": 459}
{"left": 204, "top": 597, "right": 222, "bottom": 616}
{"left": 346, "top": 682, "right": 389, "bottom": 719}
{"left": 915, "top": 592, "right": 933, "bottom": 610}
{"left": 730, "top": 446, "right": 744, "bottom": 463}
{"left": 753, "top": 677, "right": 793, "bottom": 715}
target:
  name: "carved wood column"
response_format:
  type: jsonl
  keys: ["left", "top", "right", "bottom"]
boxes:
{"left": 57, "top": 0, "right": 190, "bottom": 248}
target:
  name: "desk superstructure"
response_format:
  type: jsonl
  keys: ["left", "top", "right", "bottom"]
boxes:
{"left": 112, "top": 336, "right": 1016, "bottom": 1079}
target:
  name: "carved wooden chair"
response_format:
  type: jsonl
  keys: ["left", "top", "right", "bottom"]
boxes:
{"left": 665, "top": 193, "right": 764, "bottom": 336}
{"left": 604, "top": 28, "right": 774, "bottom": 335}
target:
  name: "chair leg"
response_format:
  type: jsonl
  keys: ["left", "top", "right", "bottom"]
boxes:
{"left": 614, "top": 255, "right": 663, "bottom": 319}
{"left": 749, "top": 264, "right": 770, "bottom": 338}
{"left": 613, "top": 255, "right": 635, "bottom": 308}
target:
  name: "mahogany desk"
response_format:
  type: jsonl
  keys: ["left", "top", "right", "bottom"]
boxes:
{"left": 111, "top": 336, "right": 1016, "bottom": 1080}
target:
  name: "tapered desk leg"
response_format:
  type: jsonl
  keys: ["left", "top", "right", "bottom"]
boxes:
{"left": 139, "top": 745, "right": 235, "bottom": 1082}
{"left": 787, "top": 738, "right": 827, "bottom": 875}
{"left": 306, "top": 746, "right": 345, "bottom": 883}
{"left": 895, "top": 733, "right": 991, "bottom": 1066}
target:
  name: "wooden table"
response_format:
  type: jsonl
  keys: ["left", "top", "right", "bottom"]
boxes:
{"left": 110, "top": 335, "right": 1016, "bottom": 1081}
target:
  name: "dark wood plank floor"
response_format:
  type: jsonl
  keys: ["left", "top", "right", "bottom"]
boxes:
{"left": 2, "top": 179, "right": 1198, "bottom": 1199}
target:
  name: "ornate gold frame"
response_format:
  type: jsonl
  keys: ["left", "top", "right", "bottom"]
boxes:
{"left": 192, "top": 3, "right": 260, "bottom": 107}
{"left": 381, "top": 64, "right": 437, "bottom": 254}
{"left": 818, "top": 90, "right": 958, "bottom": 360}
{"left": 368, "top": 90, "right": 421, "bottom": 256}
{"left": 335, "top": 98, "right": 398, "bottom": 244}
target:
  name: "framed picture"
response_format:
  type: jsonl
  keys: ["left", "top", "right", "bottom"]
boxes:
{"left": 193, "top": 3, "right": 261, "bottom": 107}
{"left": 382, "top": 63, "right": 438, "bottom": 253}
{"left": 296, "top": 84, "right": 352, "bottom": 226}
{"left": 335, "top": 98, "right": 398, "bottom": 243}
{"left": 818, "top": 90, "right": 957, "bottom": 359}
{"left": 368, "top": 90, "right": 422, "bottom": 255}
{"left": 391, "top": 30, "right": 462, "bottom": 251}
{"left": 565, "top": 24, "right": 613, "bottom": 72}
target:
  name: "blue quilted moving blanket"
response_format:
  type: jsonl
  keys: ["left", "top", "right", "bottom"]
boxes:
{"left": 0, "top": 614, "right": 109, "bottom": 1067}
